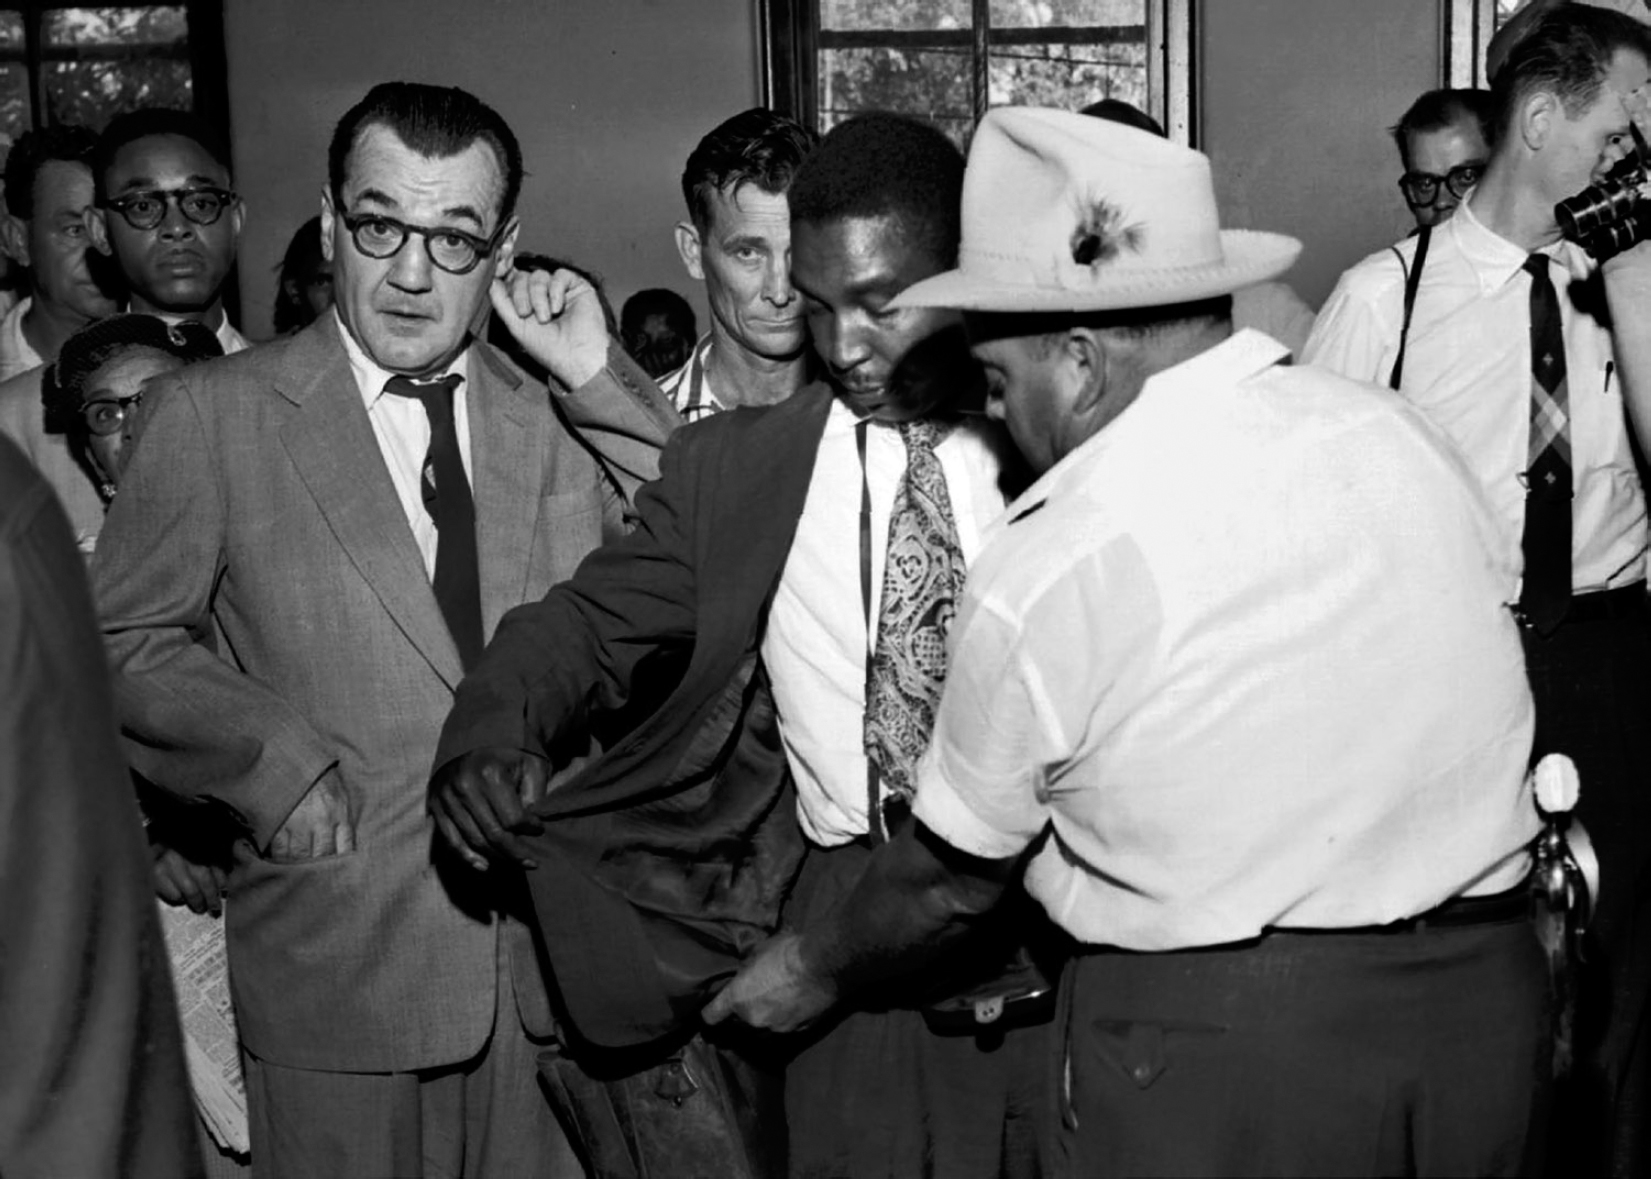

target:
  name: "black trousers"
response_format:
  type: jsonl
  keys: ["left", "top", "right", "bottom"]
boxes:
{"left": 1521, "top": 594, "right": 1651, "bottom": 1177}
{"left": 1054, "top": 899, "right": 1553, "bottom": 1178}
{"left": 781, "top": 837, "right": 1054, "bottom": 1179}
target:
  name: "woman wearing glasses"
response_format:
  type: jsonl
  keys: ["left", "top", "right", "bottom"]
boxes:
{"left": 45, "top": 311, "right": 246, "bottom": 1177}
{"left": 42, "top": 312, "right": 221, "bottom": 546}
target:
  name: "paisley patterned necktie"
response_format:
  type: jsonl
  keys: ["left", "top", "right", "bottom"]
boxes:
{"left": 864, "top": 417, "right": 967, "bottom": 814}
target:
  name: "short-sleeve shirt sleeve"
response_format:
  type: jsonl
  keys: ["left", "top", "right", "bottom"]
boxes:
{"left": 911, "top": 592, "right": 1053, "bottom": 860}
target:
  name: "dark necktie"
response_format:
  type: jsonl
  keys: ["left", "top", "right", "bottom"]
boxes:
{"left": 384, "top": 373, "right": 484, "bottom": 670}
{"left": 1519, "top": 254, "right": 1572, "bottom": 636}
{"left": 864, "top": 418, "right": 967, "bottom": 832}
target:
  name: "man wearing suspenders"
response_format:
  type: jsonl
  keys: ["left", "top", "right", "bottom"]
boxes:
{"left": 1306, "top": 8, "right": 1651, "bottom": 1171}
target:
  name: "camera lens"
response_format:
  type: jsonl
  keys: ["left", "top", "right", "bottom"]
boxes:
{"left": 1557, "top": 153, "right": 1651, "bottom": 259}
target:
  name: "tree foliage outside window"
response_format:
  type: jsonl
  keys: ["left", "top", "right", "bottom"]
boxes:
{"left": 0, "top": 4, "right": 197, "bottom": 152}
{"left": 814, "top": 0, "right": 1155, "bottom": 146}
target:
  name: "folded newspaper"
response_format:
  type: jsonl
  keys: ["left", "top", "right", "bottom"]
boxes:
{"left": 159, "top": 902, "right": 250, "bottom": 1156}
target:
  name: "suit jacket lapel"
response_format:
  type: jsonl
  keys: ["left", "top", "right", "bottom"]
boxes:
{"left": 467, "top": 343, "right": 541, "bottom": 637}
{"left": 553, "top": 382, "right": 833, "bottom": 809}
{"left": 276, "top": 317, "right": 464, "bottom": 689}
{"left": 704, "top": 381, "right": 834, "bottom": 607}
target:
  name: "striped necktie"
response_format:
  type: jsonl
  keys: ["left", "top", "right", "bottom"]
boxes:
{"left": 1519, "top": 253, "right": 1571, "bottom": 636}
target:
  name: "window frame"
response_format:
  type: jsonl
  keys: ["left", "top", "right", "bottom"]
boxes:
{"left": 0, "top": 1, "right": 228, "bottom": 137}
{"left": 1444, "top": 0, "right": 1520, "bottom": 89}
{"left": 760, "top": 0, "right": 1196, "bottom": 145}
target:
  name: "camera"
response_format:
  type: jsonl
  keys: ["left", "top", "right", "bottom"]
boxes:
{"left": 1556, "top": 123, "right": 1651, "bottom": 262}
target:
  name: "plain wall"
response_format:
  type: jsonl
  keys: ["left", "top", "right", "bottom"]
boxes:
{"left": 1201, "top": 0, "right": 1442, "bottom": 309}
{"left": 224, "top": 0, "right": 758, "bottom": 340}
{"left": 223, "top": 0, "right": 1448, "bottom": 335}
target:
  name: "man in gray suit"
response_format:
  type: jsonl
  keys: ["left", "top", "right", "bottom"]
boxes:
{"left": 92, "top": 82, "right": 676, "bottom": 1178}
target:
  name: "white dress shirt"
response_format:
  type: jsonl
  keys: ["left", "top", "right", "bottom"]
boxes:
{"left": 763, "top": 397, "right": 1009, "bottom": 846}
{"left": 147, "top": 308, "right": 250, "bottom": 358}
{"left": 914, "top": 332, "right": 1539, "bottom": 951}
{"left": 1304, "top": 195, "right": 1648, "bottom": 597}
{"left": 337, "top": 310, "right": 471, "bottom": 579}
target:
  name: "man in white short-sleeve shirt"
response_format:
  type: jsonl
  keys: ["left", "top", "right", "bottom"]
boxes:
{"left": 1307, "top": 10, "right": 1651, "bottom": 1168}
{"left": 708, "top": 107, "right": 1552, "bottom": 1178}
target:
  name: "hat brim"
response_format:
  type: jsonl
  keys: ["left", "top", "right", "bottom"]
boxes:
{"left": 891, "top": 230, "right": 1302, "bottom": 313}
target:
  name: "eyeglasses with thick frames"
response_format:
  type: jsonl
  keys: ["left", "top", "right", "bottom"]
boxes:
{"left": 102, "top": 187, "right": 239, "bottom": 231}
{"left": 81, "top": 392, "right": 143, "bottom": 436}
{"left": 341, "top": 212, "right": 507, "bottom": 275}
{"left": 1398, "top": 163, "right": 1485, "bottom": 208}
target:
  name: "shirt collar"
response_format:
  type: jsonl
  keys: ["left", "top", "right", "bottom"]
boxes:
{"left": 1000, "top": 329, "right": 1289, "bottom": 530}
{"left": 1453, "top": 195, "right": 1593, "bottom": 290}
{"left": 139, "top": 307, "right": 245, "bottom": 356}
{"left": 335, "top": 308, "right": 469, "bottom": 407}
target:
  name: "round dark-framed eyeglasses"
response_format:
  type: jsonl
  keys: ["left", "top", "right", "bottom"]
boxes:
{"left": 1398, "top": 163, "right": 1485, "bottom": 208}
{"left": 81, "top": 392, "right": 143, "bottom": 436}
{"left": 102, "top": 187, "right": 239, "bottom": 231}
{"left": 340, "top": 212, "right": 507, "bottom": 276}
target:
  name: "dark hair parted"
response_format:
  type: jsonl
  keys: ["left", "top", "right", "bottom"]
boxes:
{"left": 1490, "top": 6, "right": 1651, "bottom": 146}
{"left": 680, "top": 107, "right": 818, "bottom": 232}
{"left": 328, "top": 82, "right": 523, "bottom": 226}
{"left": 43, "top": 312, "right": 222, "bottom": 435}
{"left": 92, "top": 108, "right": 232, "bottom": 201}
{"left": 4, "top": 124, "right": 98, "bottom": 219}
{"left": 1390, "top": 89, "right": 1494, "bottom": 168}
{"left": 786, "top": 112, "right": 966, "bottom": 267}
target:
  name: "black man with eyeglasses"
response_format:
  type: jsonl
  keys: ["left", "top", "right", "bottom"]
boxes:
{"left": 90, "top": 81, "right": 677, "bottom": 1179}
{"left": 1390, "top": 88, "right": 1494, "bottom": 229}
{"left": 87, "top": 109, "right": 251, "bottom": 357}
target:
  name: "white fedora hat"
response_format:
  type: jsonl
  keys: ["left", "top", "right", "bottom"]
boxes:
{"left": 894, "top": 106, "right": 1301, "bottom": 313}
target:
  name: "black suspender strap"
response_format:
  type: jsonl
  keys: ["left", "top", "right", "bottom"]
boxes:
{"left": 855, "top": 419, "right": 888, "bottom": 844}
{"left": 1389, "top": 223, "right": 1432, "bottom": 391}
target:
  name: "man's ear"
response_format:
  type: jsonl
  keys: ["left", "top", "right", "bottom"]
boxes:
{"left": 229, "top": 193, "right": 247, "bottom": 242}
{"left": 318, "top": 187, "right": 336, "bottom": 265}
{"left": 86, "top": 206, "right": 111, "bottom": 256}
{"left": 1062, "top": 328, "right": 1109, "bottom": 419}
{"left": 0, "top": 214, "right": 29, "bottom": 268}
{"left": 494, "top": 216, "right": 520, "bottom": 276}
{"left": 675, "top": 221, "right": 705, "bottom": 281}
{"left": 1522, "top": 89, "right": 1558, "bottom": 153}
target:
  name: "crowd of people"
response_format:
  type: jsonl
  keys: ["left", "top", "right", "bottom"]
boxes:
{"left": 5, "top": 2, "right": 1651, "bottom": 1177}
